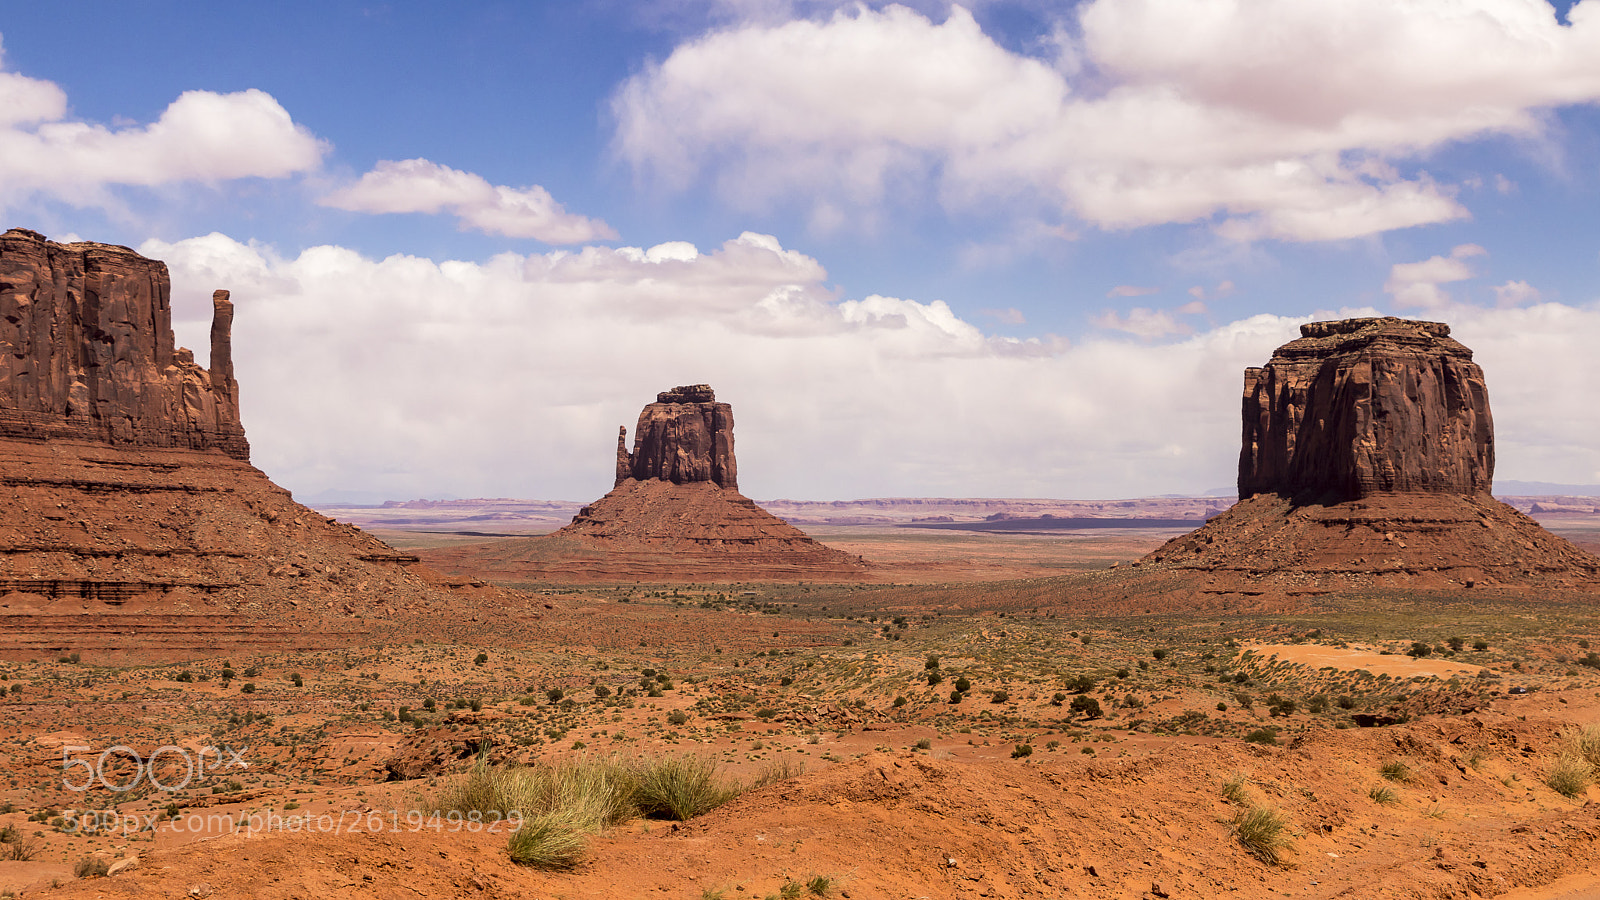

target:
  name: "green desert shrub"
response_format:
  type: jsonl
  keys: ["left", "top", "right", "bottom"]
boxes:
{"left": 1368, "top": 784, "right": 1398, "bottom": 805}
{"left": 805, "top": 874, "right": 836, "bottom": 896}
{"left": 1070, "top": 696, "right": 1103, "bottom": 719}
{"left": 1379, "top": 760, "right": 1413, "bottom": 783}
{"left": 72, "top": 856, "right": 110, "bottom": 878}
{"left": 1243, "top": 728, "right": 1278, "bottom": 746}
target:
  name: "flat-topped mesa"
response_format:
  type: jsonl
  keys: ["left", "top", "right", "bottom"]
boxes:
{"left": 0, "top": 228, "right": 249, "bottom": 460}
{"left": 615, "top": 383, "right": 737, "bottom": 490}
{"left": 1238, "top": 316, "right": 1492, "bottom": 503}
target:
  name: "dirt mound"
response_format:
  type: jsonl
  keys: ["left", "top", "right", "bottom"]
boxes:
{"left": 1140, "top": 492, "right": 1600, "bottom": 596}
{"left": 422, "top": 479, "right": 868, "bottom": 582}
{"left": 29, "top": 711, "right": 1600, "bottom": 900}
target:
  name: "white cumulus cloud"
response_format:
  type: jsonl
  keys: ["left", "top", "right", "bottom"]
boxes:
{"left": 613, "top": 1, "right": 1600, "bottom": 242}
{"left": 1492, "top": 279, "right": 1542, "bottom": 307}
{"left": 138, "top": 230, "right": 1600, "bottom": 501}
{"left": 0, "top": 37, "right": 325, "bottom": 212}
{"left": 1092, "top": 306, "right": 1192, "bottom": 339}
{"left": 319, "top": 158, "right": 617, "bottom": 244}
{"left": 1386, "top": 243, "right": 1487, "bottom": 309}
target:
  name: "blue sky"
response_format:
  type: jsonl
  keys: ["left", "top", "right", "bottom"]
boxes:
{"left": 3, "top": 1, "right": 1599, "bottom": 502}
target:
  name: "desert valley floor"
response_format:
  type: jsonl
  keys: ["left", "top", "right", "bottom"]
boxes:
{"left": 3, "top": 509, "right": 1600, "bottom": 899}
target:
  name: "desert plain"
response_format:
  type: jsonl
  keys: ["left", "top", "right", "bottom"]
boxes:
{"left": 4, "top": 508, "right": 1600, "bottom": 900}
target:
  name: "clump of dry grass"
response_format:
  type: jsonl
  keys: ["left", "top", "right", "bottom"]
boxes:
{"left": 1232, "top": 805, "right": 1293, "bottom": 866}
{"left": 1220, "top": 772, "right": 1250, "bottom": 805}
{"left": 630, "top": 754, "right": 742, "bottom": 821}
{"left": 436, "top": 755, "right": 636, "bottom": 869}
{"left": 434, "top": 751, "right": 764, "bottom": 868}
{"left": 1546, "top": 751, "right": 1592, "bottom": 800}
{"left": 1570, "top": 724, "right": 1600, "bottom": 771}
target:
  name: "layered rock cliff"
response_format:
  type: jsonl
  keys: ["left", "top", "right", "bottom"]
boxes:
{"left": 0, "top": 228, "right": 248, "bottom": 459}
{"left": 616, "top": 384, "right": 737, "bottom": 490}
{"left": 0, "top": 229, "right": 527, "bottom": 660}
{"left": 1238, "top": 317, "right": 1493, "bottom": 502}
{"left": 1138, "top": 316, "right": 1599, "bottom": 597}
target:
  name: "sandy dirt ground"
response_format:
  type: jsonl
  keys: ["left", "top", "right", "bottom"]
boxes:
{"left": 6, "top": 528, "right": 1600, "bottom": 899}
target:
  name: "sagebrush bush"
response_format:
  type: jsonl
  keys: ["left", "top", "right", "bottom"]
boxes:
{"left": 1243, "top": 728, "right": 1278, "bottom": 746}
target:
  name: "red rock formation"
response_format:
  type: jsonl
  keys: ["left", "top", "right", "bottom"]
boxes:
{"left": 1138, "top": 316, "right": 1599, "bottom": 596}
{"left": 423, "top": 385, "right": 865, "bottom": 582}
{"left": 1239, "top": 317, "right": 1493, "bottom": 502}
{"left": 617, "top": 384, "right": 738, "bottom": 489}
{"left": 0, "top": 229, "right": 249, "bottom": 459}
{"left": 0, "top": 230, "right": 532, "bottom": 660}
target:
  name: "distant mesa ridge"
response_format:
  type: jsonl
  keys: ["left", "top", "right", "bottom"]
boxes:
{"left": 0, "top": 227, "right": 249, "bottom": 460}
{"left": 1239, "top": 317, "right": 1492, "bottom": 503}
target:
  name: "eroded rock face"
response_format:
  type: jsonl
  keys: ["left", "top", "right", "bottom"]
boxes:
{"left": 616, "top": 383, "right": 737, "bottom": 490}
{"left": 0, "top": 228, "right": 248, "bottom": 460}
{"left": 1239, "top": 317, "right": 1493, "bottom": 502}
{"left": 1133, "top": 315, "right": 1599, "bottom": 597}
{"left": 0, "top": 230, "right": 536, "bottom": 660}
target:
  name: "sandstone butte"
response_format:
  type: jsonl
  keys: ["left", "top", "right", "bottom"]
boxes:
{"left": 1138, "top": 316, "right": 1600, "bottom": 597}
{"left": 0, "top": 229, "right": 530, "bottom": 660}
{"left": 420, "top": 385, "right": 868, "bottom": 582}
